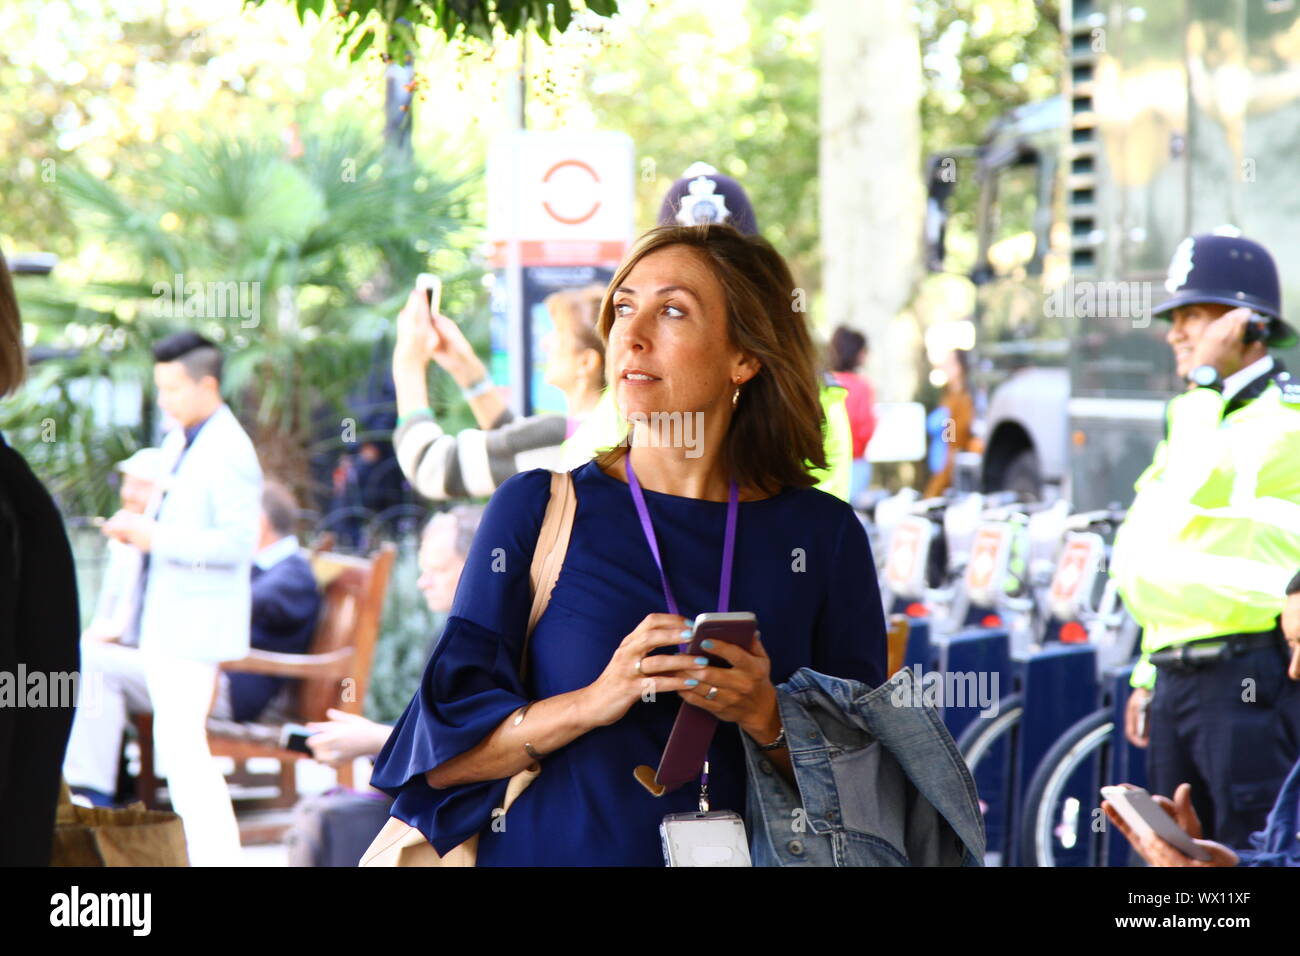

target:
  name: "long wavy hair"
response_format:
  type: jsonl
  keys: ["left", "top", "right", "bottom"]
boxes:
{"left": 594, "top": 225, "right": 827, "bottom": 494}
{"left": 0, "top": 252, "right": 26, "bottom": 398}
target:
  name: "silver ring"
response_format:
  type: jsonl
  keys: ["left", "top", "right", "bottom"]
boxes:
{"left": 705, "top": 686, "right": 719, "bottom": 701}
{"left": 634, "top": 657, "right": 644, "bottom": 675}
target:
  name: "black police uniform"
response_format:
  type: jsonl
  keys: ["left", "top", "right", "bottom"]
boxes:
{"left": 1140, "top": 233, "right": 1300, "bottom": 848}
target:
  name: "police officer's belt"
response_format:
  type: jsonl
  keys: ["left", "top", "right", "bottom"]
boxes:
{"left": 1149, "top": 629, "right": 1281, "bottom": 672}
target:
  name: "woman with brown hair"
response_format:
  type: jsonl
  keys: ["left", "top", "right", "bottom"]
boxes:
{"left": 0, "top": 251, "right": 82, "bottom": 864}
{"left": 391, "top": 279, "right": 606, "bottom": 500}
{"left": 371, "top": 225, "right": 886, "bottom": 865}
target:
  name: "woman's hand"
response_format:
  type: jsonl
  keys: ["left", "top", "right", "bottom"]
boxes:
{"left": 392, "top": 285, "right": 486, "bottom": 388}
{"left": 581, "top": 613, "right": 704, "bottom": 728}
{"left": 392, "top": 287, "right": 442, "bottom": 375}
{"left": 674, "top": 631, "right": 781, "bottom": 744}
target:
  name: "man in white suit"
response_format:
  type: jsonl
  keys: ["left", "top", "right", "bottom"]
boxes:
{"left": 100, "top": 331, "right": 261, "bottom": 866}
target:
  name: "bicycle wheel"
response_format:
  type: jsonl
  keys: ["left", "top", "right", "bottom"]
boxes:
{"left": 956, "top": 693, "right": 1023, "bottom": 866}
{"left": 1019, "top": 708, "right": 1113, "bottom": 867}
{"left": 956, "top": 693, "right": 1023, "bottom": 767}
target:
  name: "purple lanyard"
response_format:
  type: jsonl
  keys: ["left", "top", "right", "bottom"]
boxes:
{"left": 624, "top": 455, "right": 739, "bottom": 646}
{"left": 625, "top": 454, "right": 738, "bottom": 809}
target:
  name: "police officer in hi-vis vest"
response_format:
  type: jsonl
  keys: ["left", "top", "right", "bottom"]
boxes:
{"left": 1111, "top": 230, "right": 1300, "bottom": 848}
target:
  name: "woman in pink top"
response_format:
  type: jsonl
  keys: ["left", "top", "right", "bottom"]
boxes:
{"left": 828, "top": 326, "right": 876, "bottom": 503}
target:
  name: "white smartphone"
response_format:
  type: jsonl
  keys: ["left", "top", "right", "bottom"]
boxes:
{"left": 415, "top": 273, "right": 442, "bottom": 315}
{"left": 660, "top": 811, "right": 752, "bottom": 867}
{"left": 1100, "top": 785, "right": 1213, "bottom": 861}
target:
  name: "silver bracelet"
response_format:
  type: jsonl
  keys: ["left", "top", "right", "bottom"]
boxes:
{"left": 461, "top": 375, "right": 494, "bottom": 400}
{"left": 513, "top": 702, "right": 546, "bottom": 760}
{"left": 756, "top": 727, "right": 787, "bottom": 752}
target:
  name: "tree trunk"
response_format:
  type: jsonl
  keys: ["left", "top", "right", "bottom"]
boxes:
{"left": 819, "top": 0, "right": 924, "bottom": 401}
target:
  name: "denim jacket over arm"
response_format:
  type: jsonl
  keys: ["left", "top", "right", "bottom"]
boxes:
{"left": 741, "top": 667, "right": 985, "bottom": 866}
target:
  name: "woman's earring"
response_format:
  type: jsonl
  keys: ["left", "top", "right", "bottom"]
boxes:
{"left": 732, "top": 386, "right": 740, "bottom": 407}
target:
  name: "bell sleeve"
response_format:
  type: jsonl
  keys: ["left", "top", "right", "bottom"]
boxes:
{"left": 369, "top": 468, "right": 553, "bottom": 855}
{"left": 811, "top": 506, "right": 887, "bottom": 688}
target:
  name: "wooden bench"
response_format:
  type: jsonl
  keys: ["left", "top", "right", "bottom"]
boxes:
{"left": 134, "top": 542, "right": 396, "bottom": 810}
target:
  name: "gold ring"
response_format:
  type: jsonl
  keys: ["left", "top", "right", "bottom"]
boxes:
{"left": 705, "top": 686, "right": 719, "bottom": 701}
{"left": 634, "top": 658, "right": 644, "bottom": 675}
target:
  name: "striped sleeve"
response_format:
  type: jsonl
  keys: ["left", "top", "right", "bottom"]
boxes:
{"left": 394, "top": 409, "right": 567, "bottom": 500}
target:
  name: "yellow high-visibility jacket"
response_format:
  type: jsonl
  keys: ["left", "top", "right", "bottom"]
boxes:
{"left": 1110, "top": 369, "right": 1300, "bottom": 689}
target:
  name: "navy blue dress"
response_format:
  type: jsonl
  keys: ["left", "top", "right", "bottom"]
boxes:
{"left": 370, "top": 460, "right": 886, "bottom": 866}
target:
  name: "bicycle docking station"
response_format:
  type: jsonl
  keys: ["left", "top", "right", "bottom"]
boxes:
{"left": 873, "top": 493, "right": 1144, "bottom": 865}
{"left": 933, "top": 626, "right": 1127, "bottom": 867}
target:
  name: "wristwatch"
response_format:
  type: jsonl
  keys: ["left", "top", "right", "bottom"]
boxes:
{"left": 1187, "top": 364, "right": 1224, "bottom": 392}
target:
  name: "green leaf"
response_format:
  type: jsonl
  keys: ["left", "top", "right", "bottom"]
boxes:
{"left": 553, "top": 0, "right": 573, "bottom": 33}
{"left": 350, "top": 29, "right": 375, "bottom": 62}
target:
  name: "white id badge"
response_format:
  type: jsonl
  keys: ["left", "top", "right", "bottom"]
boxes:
{"left": 659, "top": 811, "right": 752, "bottom": 867}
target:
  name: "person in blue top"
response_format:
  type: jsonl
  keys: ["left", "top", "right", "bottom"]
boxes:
{"left": 1102, "top": 574, "right": 1300, "bottom": 866}
{"left": 370, "top": 224, "right": 887, "bottom": 866}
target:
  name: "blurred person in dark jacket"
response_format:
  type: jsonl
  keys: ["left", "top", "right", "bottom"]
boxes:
{"left": 211, "top": 480, "right": 322, "bottom": 723}
{"left": 1103, "top": 573, "right": 1300, "bottom": 867}
{"left": 0, "top": 250, "right": 81, "bottom": 865}
{"left": 325, "top": 339, "right": 404, "bottom": 549}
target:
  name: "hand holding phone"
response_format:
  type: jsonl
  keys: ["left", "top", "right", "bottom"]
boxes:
{"left": 415, "top": 273, "right": 442, "bottom": 317}
{"left": 1101, "top": 785, "right": 1213, "bottom": 861}
{"left": 411, "top": 272, "right": 480, "bottom": 373}
{"left": 686, "top": 611, "right": 757, "bottom": 664}
{"left": 641, "top": 613, "right": 759, "bottom": 794}
{"left": 280, "top": 723, "right": 316, "bottom": 756}
{"left": 1242, "top": 310, "right": 1269, "bottom": 345}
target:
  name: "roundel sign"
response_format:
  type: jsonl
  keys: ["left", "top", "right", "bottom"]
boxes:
{"left": 541, "top": 159, "right": 602, "bottom": 225}
{"left": 488, "top": 131, "right": 633, "bottom": 247}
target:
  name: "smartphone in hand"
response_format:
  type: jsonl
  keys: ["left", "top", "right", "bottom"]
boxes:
{"left": 1101, "top": 785, "right": 1213, "bottom": 861}
{"left": 646, "top": 612, "right": 759, "bottom": 794}
{"left": 686, "top": 613, "right": 759, "bottom": 665}
{"left": 688, "top": 612, "right": 757, "bottom": 667}
{"left": 1242, "top": 311, "right": 1269, "bottom": 345}
{"left": 280, "top": 723, "right": 316, "bottom": 756}
{"left": 415, "top": 273, "right": 442, "bottom": 317}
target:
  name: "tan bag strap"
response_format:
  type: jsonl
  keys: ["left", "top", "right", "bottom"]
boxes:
{"left": 358, "top": 471, "right": 573, "bottom": 868}
{"left": 523, "top": 470, "right": 576, "bottom": 681}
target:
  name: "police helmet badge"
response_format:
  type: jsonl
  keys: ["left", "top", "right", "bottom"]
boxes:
{"left": 1165, "top": 236, "right": 1195, "bottom": 293}
{"left": 675, "top": 176, "right": 731, "bottom": 227}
